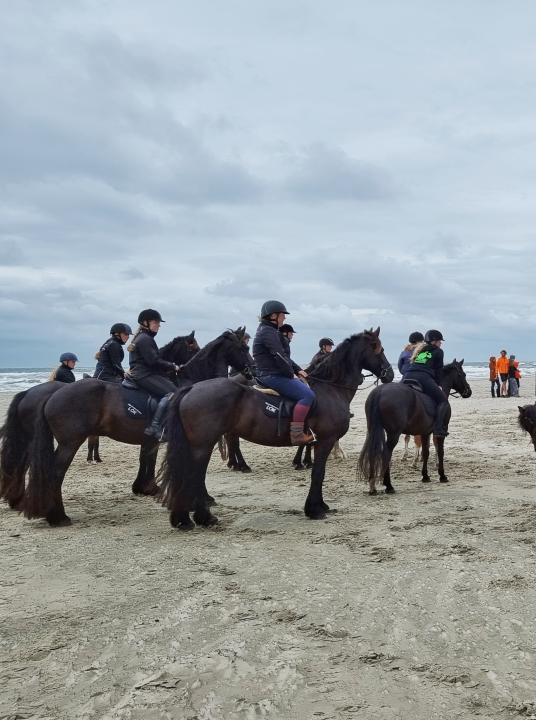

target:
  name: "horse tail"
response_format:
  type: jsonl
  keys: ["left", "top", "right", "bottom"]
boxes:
{"left": 25, "top": 401, "right": 56, "bottom": 519}
{"left": 157, "top": 385, "right": 195, "bottom": 511}
{"left": 0, "top": 390, "right": 30, "bottom": 508}
{"left": 358, "top": 388, "right": 387, "bottom": 479}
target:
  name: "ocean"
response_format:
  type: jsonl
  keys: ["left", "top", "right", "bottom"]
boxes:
{"left": 0, "top": 362, "right": 535, "bottom": 393}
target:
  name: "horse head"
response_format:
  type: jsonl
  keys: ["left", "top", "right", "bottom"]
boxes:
{"left": 362, "top": 327, "right": 394, "bottom": 383}
{"left": 446, "top": 358, "right": 472, "bottom": 398}
{"left": 222, "top": 327, "right": 251, "bottom": 373}
{"left": 186, "top": 330, "right": 200, "bottom": 353}
{"left": 518, "top": 403, "right": 536, "bottom": 451}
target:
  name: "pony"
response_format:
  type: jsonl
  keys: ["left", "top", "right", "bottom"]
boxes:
{"left": 518, "top": 403, "right": 536, "bottom": 450}
{"left": 358, "top": 360, "right": 472, "bottom": 493}
{"left": 0, "top": 333, "right": 200, "bottom": 510}
{"left": 21, "top": 328, "right": 250, "bottom": 526}
{"left": 157, "top": 328, "right": 394, "bottom": 530}
{"left": 86, "top": 332, "right": 199, "bottom": 462}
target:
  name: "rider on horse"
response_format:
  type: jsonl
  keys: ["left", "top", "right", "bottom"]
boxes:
{"left": 307, "top": 337, "right": 335, "bottom": 372}
{"left": 397, "top": 331, "right": 424, "bottom": 376}
{"left": 402, "top": 329, "right": 450, "bottom": 437}
{"left": 253, "top": 300, "right": 316, "bottom": 446}
{"left": 55, "top": 352, "right": 78, "bottom": 383}
{"left": 94, "top": 323, "right": 133, "bottom": 382}
{"left": 128, "top": 309, "right": 180, "bottom": 441}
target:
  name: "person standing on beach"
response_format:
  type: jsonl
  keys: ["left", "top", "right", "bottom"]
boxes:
{"left": 488, "top": 356, "right": 501, "bottom": 398}
{"left": 508, "top": 355, "right": 519, "bottom": 397}
{"left": 54, "top": 352, "right": 78, "bottom": 383}
{"left": 496, "top": 350, "right": 510, "bottom": 397}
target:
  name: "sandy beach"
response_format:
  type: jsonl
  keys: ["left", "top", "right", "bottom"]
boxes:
{"left": 1, "top": 378, "right": 536, "bottom": 719}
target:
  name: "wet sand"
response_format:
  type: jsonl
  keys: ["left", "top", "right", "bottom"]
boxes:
{"left": 1, "top": 379, "right": 536, "bottom": 719}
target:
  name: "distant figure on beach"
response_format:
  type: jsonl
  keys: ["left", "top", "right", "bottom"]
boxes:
{"left": 508, "top": 355, "right": 520, "bottom": 397}
{"left": 398, "top": 331, "right": 424, "bottom": 376}
{"left": 52, "top": 352, "right": 79, "bottom": 383}
{"left": 93, "top": 323, "right": 133, "bottom": 382}
{"left": 488, "top": 356, "right": 501, "bottom": 398}
{"left": 496, "top": 350, "right": 510, "bottom": 397}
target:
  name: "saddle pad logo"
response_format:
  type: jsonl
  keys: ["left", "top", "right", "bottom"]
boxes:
{"left": 127, "top": 403, "right": 143, "bottom": 416}
{"left": 264, "top": 402, "right": 279, "bottom": 414}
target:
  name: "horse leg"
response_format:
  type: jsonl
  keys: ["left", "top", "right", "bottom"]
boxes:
{"left": 46, "top": 442, "right": 82, "bottom": 526}
{"left": 421, "top": 434, "right": 431, "bottom": 483}
{"left": 192, "top": 450, "right": 219, "bottom": 527}
{"left": 436, "top": 437, "right": 448, "bottom": 482}
{"left": 402, "top": 434, "right": 410, "bottom": 461}
{"left": 292, "top": 445, "right": 305, "bottom": 470}
{"left": 304, "top": 441, "right": 333, "bottom": 519}
{"left": 233, "top": 438, "right": 252, "bottom": 473}
{"left": 132, "top": 440, "right": 160, "bottom": 496}
{"left": 93, "top": 437, "right": 102, "bottom": 463}
{"left": 304, "top": 444, "right": 314, "bottom": 469}
{"left": 382, "top": 433, "right": 400, "bottom": 494}
{"left": 226, "top": 433, "right": 239, "bottom": 470}
{"left": 87, "top": 436, "right": 102, "bottom": 464}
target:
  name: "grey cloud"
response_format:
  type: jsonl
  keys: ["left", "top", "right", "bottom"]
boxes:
{"left": 0, "top": 237, "right": 28, "bottom": 266}
{"left": 206, "top": 278, "right": 282, "bottom": 299}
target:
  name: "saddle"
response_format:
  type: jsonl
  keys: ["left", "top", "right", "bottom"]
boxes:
{"left": 121, "top": 378, "right": 159, "bottom": 420}
{"left": 401, "top": 378, "right": 424, "bottom": 392}
{"left": 253, "top": 382, "right": 315, "bottom": 436}
{"left": 401, "top": 379, "right": 436, "bottom": 416}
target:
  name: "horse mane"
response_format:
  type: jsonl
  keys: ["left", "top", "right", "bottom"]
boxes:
{"left": 179, "top": 328, "right": 244, "bottom": 381}
{"left": 309, "top": 331, "right": 373, "bottom": 384}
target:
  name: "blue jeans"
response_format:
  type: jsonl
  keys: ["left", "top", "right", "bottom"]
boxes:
{"left": 260, "top": 375, "right": 316, "bottom": 408}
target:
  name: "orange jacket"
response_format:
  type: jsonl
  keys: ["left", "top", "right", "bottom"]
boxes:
{"left": 496, "top": 356, "right": 510, "bottom": 374}
{"left": 489, "top": 358, "right": 498, "bottom": 380}
{"left": 514, "top": 359, "right": 521, "bottom": 379}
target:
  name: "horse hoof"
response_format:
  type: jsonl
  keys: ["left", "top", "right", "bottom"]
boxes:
{"left": 95, "top": 458, "right": 103, "bottom": 464}
{"left": 205, "top": 495, "right": 217, "bottom": 507}
{"left": 439, "top": 476, "right": 449, "bottom": 483}
{"left": 304, "top": 462, "right": 313, "bottom": 469}
{"left": 384, "top": 486, "right": 396, "bottom": 494}
{"left": 231, "top": 466, "right": 242, "bottom": 472}
{"left": 306, "top": 510, "right": 328, "bottom": 520}
{"left": 47, "top": 514, "right": 72, "bottom": 527}
{"left": 422, "top": 477, "right": 431, "bottom": 483}
{"left": 240, "top": 465, "right": 252, "bottom": 473}
{"left": 170, "top": 512, "right": 194, "bottom": 530}
{"left": 368, "top": 489, "right": 378, "bottom": 496}
{"left": 293, "top": 463, "right": 304, "bottom": 471}
{"left": 193, "top": 510, "right": 219, "bottom": 527}
{"left": 132, "top": 483, "right": 159, "bottom": 496}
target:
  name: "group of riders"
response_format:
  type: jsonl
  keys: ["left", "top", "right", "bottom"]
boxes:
{"left": 53, "top": 301, "right": 450, "bottom": 444}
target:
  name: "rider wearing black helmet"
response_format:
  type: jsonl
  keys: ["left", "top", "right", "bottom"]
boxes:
{"left": 307, "top": 337, "right": 335, "bottom": 372}
{"left": 128, "top": 309, "right": 179, "bottom": 441}
{"left": 397, "top": 331, "right": 425, "bottom": 376}
{"left": 94, "top": 323, "right": 133, "bottom": 382}
{"left": 253, "top": 301, "right": 316, "bottom": 445}
{"left": 403, "top": 329, "right": 450, "bottom": 437}
{"left": 279, "top": 324, "right": 304, "bottom": 376}
{"left": 55, "top": 352, "right": 79, "bottom": 383}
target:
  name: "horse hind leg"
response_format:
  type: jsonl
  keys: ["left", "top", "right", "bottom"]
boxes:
{"left": 435, "top": 437, "right": 448, "bottom": 483}
{"left": 87, "top": 436, "right": 102, "bottom": 464}
{"left": 412, "top": 435, "right": 422, "bottom": 468}
{"left": 292, "top": 445, "right": 305, "bottom": 470}
{"left": 132, "top": 440, "right": 160, "bottom": 496}
{"left": 421, "top": 435, "right": 432, "bottom": 483}
{"left": 402, "top": 434, "right": 410, "bottom": 461}
{"left": 382, "top": 433, "right": 400, "bottom": 494}
{"left": 192, "top": 450, "right": 219, "bottom": 528}
{"left": 46, "top": 442, "right": 82, "bottom": 526}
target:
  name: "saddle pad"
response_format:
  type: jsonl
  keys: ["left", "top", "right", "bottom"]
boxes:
{"left": 401, "top": 378, "right": 424, "bottom": 392}
{"left": 262, "top": 397, "right": 295, "bottom": 419}
{"left": 121, "top": 384, "right": 158, "bottom": 419}
{"left": 254, "top": 385, "right": 280, "bottom": 396}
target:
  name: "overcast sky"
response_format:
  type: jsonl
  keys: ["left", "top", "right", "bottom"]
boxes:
{"left": 2, "top": 1, "right": 536, "bottom": 366}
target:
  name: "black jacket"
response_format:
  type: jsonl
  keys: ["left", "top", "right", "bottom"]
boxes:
{"left": 306, "top": 349, "right": 329, "bottom": 373}
{"left": 55, "top": 365, "right": 76, "bottom": 383}
{"left": 128, "top": 328, "right": 176, "bottom": 381}
{"left": 253, "top": 321, "right": 294, "bottom": 378}
{"left": 279, "top": 333, "right": 302, "bottom": 375}
{"left": 94, "top": 336, "right": 125, "bottom": 381}
{"left": 405, "top": 344, "right": 444, "bottom": 383}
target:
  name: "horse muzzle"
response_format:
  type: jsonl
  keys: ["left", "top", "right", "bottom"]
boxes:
{"left": 380, "top": 366, "right": 395, "bottom": 383}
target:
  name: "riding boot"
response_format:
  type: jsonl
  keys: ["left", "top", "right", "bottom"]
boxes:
{"left": 289, "top": 421, "right": 315, "bottom": 446}
{"left": 144, "top": 393, "right": 174, "bottom": 442}
{"left": 432, "top": 402, "right": 450, "bottom": 438}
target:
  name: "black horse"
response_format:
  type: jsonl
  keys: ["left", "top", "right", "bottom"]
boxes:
{"left": 86, "top": 332, "right": 200, "bottom": 462}
{"left": 18, "top": 329, "right": 250, "bottom": 526}
{"left": 158, "top": 328, "right": 394, "bottom": 530}
{"left": 518, "top": 403, "right": 536, "bottom": 450}
{"left": 358, "top": 360, "right": 472, "bottom": 493}
{"left": 0, "top": 332, "right": 200, "bottom": 511}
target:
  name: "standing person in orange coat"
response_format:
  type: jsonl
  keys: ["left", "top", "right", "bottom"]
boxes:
{"left": 489, "top": 356, "right": 500, "bottom": 398}
{"left": 496, "top": 349, "right": 510, "bottom": 397}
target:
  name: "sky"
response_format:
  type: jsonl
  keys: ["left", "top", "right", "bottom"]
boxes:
{"left": 1, "top": 0, "right": 536, "bottom": 366}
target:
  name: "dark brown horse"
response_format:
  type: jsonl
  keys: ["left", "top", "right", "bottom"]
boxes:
{"left": 157, "top": 328, "right": 394, "bottom": 530}
{"left": 86, "top": 332, "right": 200, "bottom": 462}
{"left": 358, "top": 360, "right": 472, "bottom": 493}
{"left": 0, "top": 332, "right": 201, "bottom": 510}
{"left": 518, "top": 403, "right": 536, "bottom": 450}
{"left": 21, "top": 329, "right": 250, "bottom": 526}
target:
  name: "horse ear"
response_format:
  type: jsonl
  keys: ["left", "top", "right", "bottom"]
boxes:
{"left": 374, "top": 326, "right": 380, "bottom": 337}
{"left": 453, "top": 357, "right": 457, "bottom": 363}
{"left": 459, "top": 358, "right": 464, "bottom": 365}
{"left": 519, "top": 406, "right": 525, "bottom": 414}
{"left": 188, "top": 331, "right": 195, "bottom": 339}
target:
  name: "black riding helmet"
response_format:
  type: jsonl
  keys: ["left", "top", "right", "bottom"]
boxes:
{"left": 425, "top": 329, "right": 444, "bottom": 343}
{"left": 408, "top": 331, "right": 424, "bottom": 344}
{"left": 110, "top": 322, "right": 133, "bottom": 336}
{"left": 280, "top": 324, "right": 296, "bottom": 334}
{"left": 260, "top": 300, "right": 289, "bottom": 317}
{"left": 138, "top": 309, "right": 165, "bottom": 324}
{"left": 319, "top": 337, "right": 335, "bottom": 348}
